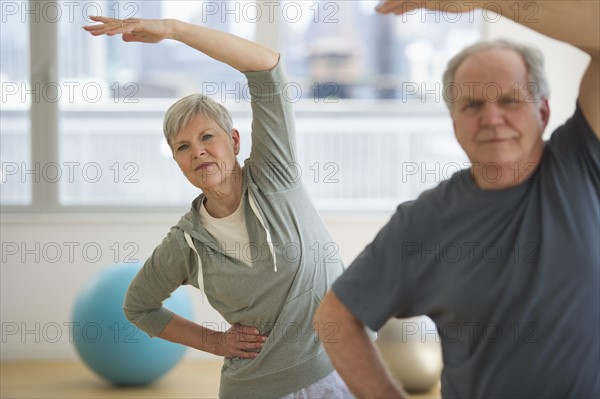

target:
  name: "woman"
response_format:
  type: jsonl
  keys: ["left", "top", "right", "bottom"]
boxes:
{"left": 84, "top": 16, "right": 352, "bottom": 399}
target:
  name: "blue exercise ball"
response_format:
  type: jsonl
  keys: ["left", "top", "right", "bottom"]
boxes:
{"left": 72, "top": 263, "right": 193, "bottom": 386}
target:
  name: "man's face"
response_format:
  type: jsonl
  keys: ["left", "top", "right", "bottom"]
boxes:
{"left": 449, "top": 48, "right": 550, "bottom": 181}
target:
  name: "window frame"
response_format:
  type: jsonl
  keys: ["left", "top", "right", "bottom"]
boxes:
{"left": 2, "top": 0, "right": 475, "bottom": 214}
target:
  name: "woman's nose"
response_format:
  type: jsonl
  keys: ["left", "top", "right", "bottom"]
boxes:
{"left": 192, "top": 144, "right": 206, "bottom": 158}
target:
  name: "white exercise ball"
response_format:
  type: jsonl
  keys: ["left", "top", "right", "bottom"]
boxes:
{"left": 376, "top": 316, "right": 443, "bottom": 393}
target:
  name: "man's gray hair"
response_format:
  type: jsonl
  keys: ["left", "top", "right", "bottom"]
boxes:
{"left": 163, "top": 94, "right": 233, "bottom": 148}
{"left": 442, "top": 39, "right": 550, "bottom": 109}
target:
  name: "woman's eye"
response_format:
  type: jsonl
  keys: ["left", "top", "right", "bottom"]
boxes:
{"left": 177, "top": 144, "right": 188, "bottom": 152}
{"left": 202, "top": 134, "right": 213, "bottom": 141}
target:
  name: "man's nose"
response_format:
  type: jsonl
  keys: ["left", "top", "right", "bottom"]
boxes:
{"left": 480, "top": 102, "right": 506, "bottom": 127}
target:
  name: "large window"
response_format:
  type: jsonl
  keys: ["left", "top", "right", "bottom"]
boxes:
{"left": 1, "top": 0, "right": 480, "bottom": 212}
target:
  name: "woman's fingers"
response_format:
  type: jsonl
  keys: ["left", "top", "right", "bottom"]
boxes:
{"left": 239, "top": 338, "right": 266, "bottom": 349}
{"left": 88, "top": 15, "right": 115, "bottom": 23}
{"left": 82, "top": 16, "right": 138, "bottom": 37}
{"left": 84, "top": 17, "right": 167, "bottom": 43}
{"left": 224, "top": 341, "right": 261, "bottom": 359}
{"left": 231, "top": 324, "right": 267, "bottom": 342}
{"left": 229, "top": 348, "right": 259, "bottom": 359}
{"left": 222, "top": 324, "right": 267, "bottom": 358}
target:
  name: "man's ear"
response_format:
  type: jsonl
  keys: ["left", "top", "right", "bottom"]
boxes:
{"left": 539, "top": 98, "right": 551, "bottom": 132}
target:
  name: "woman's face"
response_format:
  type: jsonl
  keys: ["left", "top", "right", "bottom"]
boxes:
{"left": 171, "top": 113, "right": 241, "bottom": 191}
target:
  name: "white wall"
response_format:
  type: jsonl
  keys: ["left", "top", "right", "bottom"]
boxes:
{"left": 0, "top": 212, "right": 389, "bottom": 360}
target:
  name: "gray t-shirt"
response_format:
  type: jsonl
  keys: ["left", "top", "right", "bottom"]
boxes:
{"left": 333, "top": 104, "right": 599, "bottom": 398}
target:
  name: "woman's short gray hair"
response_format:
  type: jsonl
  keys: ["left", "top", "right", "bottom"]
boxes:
{"left": 442, "top": 39, "right": 550, "bottom": 110}
{"left": 163, "top": 94, "right": 233, "bottom": 148}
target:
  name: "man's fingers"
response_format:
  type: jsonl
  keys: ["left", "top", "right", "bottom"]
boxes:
{"left": 375, "top": 0, "right": 404, "bottom": 13}
{"left": 375, "top": 0, "right": 423, "bottom": 15}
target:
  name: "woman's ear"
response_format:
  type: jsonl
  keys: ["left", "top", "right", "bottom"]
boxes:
{"left": 231, "top": 129, "right": 241, "bottom": 155}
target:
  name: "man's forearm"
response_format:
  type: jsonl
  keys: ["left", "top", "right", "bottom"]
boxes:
{"left": 485, "top": 0, "right": 598, "bottom": 54}
{"left": 377, "top": 1, "right": 599, "bottom": 54}
{"left": 314, "top": 290, "right": 408, "bottom": 399}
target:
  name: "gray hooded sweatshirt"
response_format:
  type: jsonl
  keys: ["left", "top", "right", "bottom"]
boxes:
{"left": 123, "top": 60, "right": 345, "bottom": 398}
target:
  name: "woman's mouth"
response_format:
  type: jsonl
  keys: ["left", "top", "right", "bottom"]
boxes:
{"left": 196, "top": 162, "right": 216, "bottom": 171}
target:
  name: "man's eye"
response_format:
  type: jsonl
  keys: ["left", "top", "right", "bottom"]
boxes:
{"left": 463, "top": 101, "right": 481, "bottom": 110}
{"left": 501, "top": 97, "right": 520, "bottom": 105}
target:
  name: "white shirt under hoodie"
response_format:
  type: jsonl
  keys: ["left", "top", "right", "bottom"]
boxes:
{"left": 123, "top": 60, "right": 346, "bottom": 399}
{"left": 199, "top": 198, "right": 252, "bottom": 268}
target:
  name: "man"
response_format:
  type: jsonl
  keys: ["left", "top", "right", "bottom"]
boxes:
{"left": 314, "top": 1, "right": 599, "bottom": 397}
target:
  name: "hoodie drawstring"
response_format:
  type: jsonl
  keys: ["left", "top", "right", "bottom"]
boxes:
{"left": 184, "top": 231, "right": 205, "bottom": 295}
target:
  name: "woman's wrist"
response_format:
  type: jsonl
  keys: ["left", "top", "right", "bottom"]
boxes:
{"left": 201, "top": 328, "right": 225, "bottom": 356}
{"left": 165, "top": 18, "right": 183, "bottom": 42}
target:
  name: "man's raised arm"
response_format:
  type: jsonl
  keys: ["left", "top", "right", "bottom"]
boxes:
{"left": 376, "top": 0, "right": 599, "bottom": 137}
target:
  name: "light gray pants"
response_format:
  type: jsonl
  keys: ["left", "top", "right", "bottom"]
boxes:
{"left": 279, "top": 371, "right": 355, "bottom": 399}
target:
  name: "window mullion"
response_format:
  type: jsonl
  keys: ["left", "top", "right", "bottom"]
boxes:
{"left": 29, "top": 0, "right": 59, "bottom": 212}
{"left": 255, "top": 1, "right": 280, "bottom": 51}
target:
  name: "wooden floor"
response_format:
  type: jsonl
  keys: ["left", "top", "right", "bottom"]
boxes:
{"left": 1, "top": 360, "right": 440, "bottom": 398}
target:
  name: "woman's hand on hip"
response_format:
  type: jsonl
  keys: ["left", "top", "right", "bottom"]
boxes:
{"left": 217, "top": 323, "right": 268, "bottom": 359}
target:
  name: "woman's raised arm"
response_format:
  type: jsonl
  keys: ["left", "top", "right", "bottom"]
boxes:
{"left": 83, "top": 16, "right": 279, "bottom": 73}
